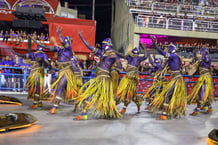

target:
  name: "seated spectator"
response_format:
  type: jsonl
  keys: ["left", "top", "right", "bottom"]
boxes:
{"left": 22, "top": 31, "right": 28, "bottom": 40}
{"left": 3, "top": 30, "right": 9, "bottom": 43}
{"left": 32, "top": 31, "right": 37, "bottom": 40}
{"left": 15, "top": 30, "right": 22, "bottom": 45}
{"left": 45, "top": 33, "right": 49, "bottom": 41}
{"left": 40, "top": 33, "right": 45, "bottom": 42}
{"left": 0, "top": 30, "right": 3, "bottom": 38}
{"left": 10, "top": 29, "right": 16, "bottom": 44}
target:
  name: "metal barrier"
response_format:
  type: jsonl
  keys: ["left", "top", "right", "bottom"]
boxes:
{"left": 194, "top": 20, "right": 218, "bottom": 33}
{"left": 137, "top": 15, "right": 167, "bottom": 29}
{"left": 168, "top": 18, "right": 193, "bottom": 31}
{"left": 0, "top": 66, "right": 29, "bottom": 91}
{"left": 136, "top": 15, "right": 218, "bottom": 33}
{"left": 0, "top": 66, "right": 218, "bottom": 97}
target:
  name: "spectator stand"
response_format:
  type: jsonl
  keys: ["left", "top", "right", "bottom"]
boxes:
{"left": 136, "top": 15, "right": 218, "bottom": 33}
{"left": 128, "top": 0, "right": 218, "bottom": 16}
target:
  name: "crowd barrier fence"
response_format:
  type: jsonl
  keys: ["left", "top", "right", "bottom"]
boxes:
{"left": 0, "top": 66, "right": 218, "bottom": 96}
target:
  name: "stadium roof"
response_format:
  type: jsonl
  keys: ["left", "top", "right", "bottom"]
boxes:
{"left": 6, "top": 0, "right": 59, "bottom": 13}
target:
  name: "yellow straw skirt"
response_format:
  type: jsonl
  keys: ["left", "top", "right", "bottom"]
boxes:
{"left": 116, "top": 71, "right": 139, "bottom": 103}
{"left": 76, "top": 70, "right": 121, "bottom": 119}
{"left": 25, "top": 67, "right": 44, "bottom": 100}
{"left": 188, "top": 72, "right": 214, "bottom": 105}
{"left": 111, "top": 69, "right": 119, "bottom": 96}
{"left": 47, "top": 66, "right": 77, "bottom": 102}
{"left": 75, "top": 73, "right": 83, "bottom": 91}
{"left": 151, "top": 73, "right": 187, "bottom": 117}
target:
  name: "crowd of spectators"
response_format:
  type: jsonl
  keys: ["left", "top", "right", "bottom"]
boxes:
{"left": 131, "top": 0, "right": 218, "bottom": 31}
{"left": 131, "top": 0, "right": 218, "bottom": 7}
{"left": 0, "top": 29, "right": 49, "bottom": 45}
{"left": 136, "top": 12, "right": 218, "bottom": 32}
{"left": 138, "top": 12, "right": 218, "bottom": 22}
{"left": 0, "top": 55, "right": 30, "bottom": 91}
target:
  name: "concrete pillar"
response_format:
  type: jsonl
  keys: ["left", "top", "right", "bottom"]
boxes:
{"left": 133, "top": 33, "right": 140, "bottom": 48}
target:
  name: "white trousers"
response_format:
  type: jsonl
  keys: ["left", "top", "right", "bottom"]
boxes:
{"left": 44, "top": 74, "right": 51, "bottom": 92}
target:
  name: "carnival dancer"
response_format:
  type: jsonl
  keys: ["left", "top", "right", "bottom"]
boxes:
{"left": 9, "top": 45, "right": 49, "bottom": 108}
{"left": 151, "top": 42, "right": 187, "bottom": 120}
{"left": 188, "top": 47, "right": 214, "bottom": 115}
{"left": 71, "top": 55, "right": 83, "bottom": 112}
{"left": 31, "top": 27, "right": 77, "bottom": 114}
{"left": 115, "top": 43, "right": 148, "bottom": 114}
{"left": 75, "top": 32, "right": 122, "bottom": 120}
{"left": 145, "top": 54, "right": 166, "bottom": 110}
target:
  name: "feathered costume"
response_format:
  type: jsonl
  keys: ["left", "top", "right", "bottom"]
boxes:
{"left": 75, "top": 35, "right": 122, "bottom": 120}
{"left": 188, "top": 47, "right": 214, "bottom": 115}
{"left": 151, "top": 42, "right": 187, "bottom": 120}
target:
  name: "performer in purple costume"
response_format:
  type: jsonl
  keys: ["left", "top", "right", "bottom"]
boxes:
{"left": 151, "top": 41, "right": 187, "bottom": 120}
{"left": 145, "top": 54, "right": 166, "bottom": 110}
{"left": 75, "top": 32, "right": 122, "bottom": 120}
{"left": 9, "top": 45, "right": 49, "bottom": 108}
{"left": 188, "top": 47, "right": 214, "bottom": 115}
{"left": 32, "top": 27, "right": 77, "bottom": 114}
{"left": 115, "top": 43, "right": 148, "bottom": 114}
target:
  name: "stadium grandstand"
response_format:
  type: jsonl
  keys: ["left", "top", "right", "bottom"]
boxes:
{"left": 111, "top": 0, "right": 218, "bottom": 96}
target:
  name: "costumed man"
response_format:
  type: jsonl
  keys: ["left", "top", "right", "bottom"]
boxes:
{"left": 145, "top": 54, "right": 166, "bottom": 110}
{"left": 151, "top": 41, "right": 187, "bottom": 120}
{"left": 188, "top": 47, "right": 214, "bottom": 115}
{"left": 71, "top": 55, "right": 83, "bottom": 112}
{"left": 32, "top": 26, "right": 77, "bottom": 114}
{"left": 115, "top": 43, "right": 148, "bottom": 114}
{"left": 9, "top": 45, "right": 49, "bottom": 108}
{"left": 75, "top": 32, "right": 122, "bottom": 120}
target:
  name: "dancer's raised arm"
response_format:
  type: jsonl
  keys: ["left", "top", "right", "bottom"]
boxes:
{"left": 78, "top": 31, "right": 103, "bottom": 58}
{"left": 31, "top": 36, "right": 60, "bottom": 52}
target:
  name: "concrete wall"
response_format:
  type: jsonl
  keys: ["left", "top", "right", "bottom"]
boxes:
{"left": 134, "top": 25, "right": 218, "bottom": 39}
{"left": 55, "top": 2, "right": 78, "bottom": 19}
{"left": 111, "top": 0, "right": 135, "bottom": 52}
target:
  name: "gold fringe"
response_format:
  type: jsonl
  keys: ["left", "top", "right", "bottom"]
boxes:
{"left": 25, "top": 67, "right": 44, "bottom": 100}
{"left": 188, "top": 73, "right": 214, "bottom": 105}
{"left": 151, "top": 75, "right": 187, "bottom": 117}
{"left": 76, "top": 75, "right": 121, "bottom": 119}
{"left": 46, "top": 66, "right": 78, "bottom": 102}
{"left": 144, "top": 69, "right": 167, "bottom": 99}
{"left": 111, "top": 70, "right": 119, "bottom": 97}
{"left": 76, "top": 75, "right": 83, "bottom": 91}
{"left": 116, "top": 71, "right": 139, "bottom": 103}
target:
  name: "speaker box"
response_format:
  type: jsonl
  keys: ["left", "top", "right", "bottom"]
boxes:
{"left": 12, "top": 19, "right": 42, "bottom": 28}
{"left": 12, "top": 6, "right": 46, "bottom": 21}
